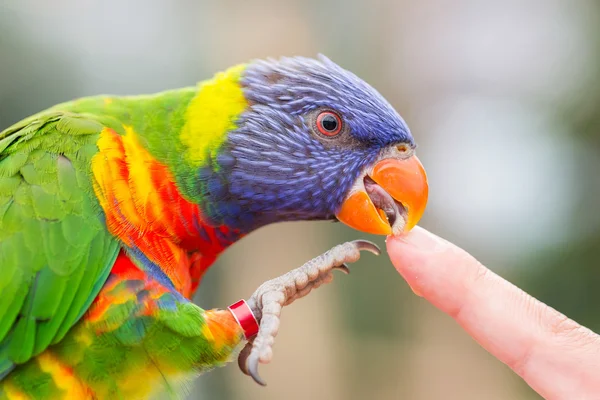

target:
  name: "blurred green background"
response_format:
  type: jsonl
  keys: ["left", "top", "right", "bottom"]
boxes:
{"left": 2, "top": 1, "right": 599, "bottom": 399}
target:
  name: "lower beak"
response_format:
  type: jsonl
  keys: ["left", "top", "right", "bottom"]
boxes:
{"left": 335, "top": 155, "right": 428, "bottom": 235}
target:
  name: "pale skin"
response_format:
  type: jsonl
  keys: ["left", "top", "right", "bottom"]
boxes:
{"left": 386, "top": 226, "right": 600, "bottom": 400}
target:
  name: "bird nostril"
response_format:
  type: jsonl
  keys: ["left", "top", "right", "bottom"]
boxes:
{"left": 396, "top": 144, "right": 409, "bottom": 153}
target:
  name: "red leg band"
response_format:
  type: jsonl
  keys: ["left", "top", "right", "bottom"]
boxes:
{"left": 228, "top": 299, "right": 259, "bottom": 339}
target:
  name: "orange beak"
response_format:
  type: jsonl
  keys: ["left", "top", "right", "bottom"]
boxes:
{"left": 335, "top": 155, "right": 428, "bottom": 236}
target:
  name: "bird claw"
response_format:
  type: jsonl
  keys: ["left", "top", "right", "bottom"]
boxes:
{"left": 238, "top": 338, "right": 268, "bottom": 386}
{"left": 236, "top": 239, "right": 380, "bottom": 385}
{"left": 246, "top": 352, "right": 265, "bottom": 386}
{"left": 333, "top": 262, "right": 351, "bottom": 275}
{"left": 352, "top": 239, "right": 382, "bottom": 256}
{"left": 237, "top": 339, "right": 253, "bottom": 375}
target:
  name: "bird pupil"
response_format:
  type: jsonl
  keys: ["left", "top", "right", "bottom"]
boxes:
{"left": 322, "top": 115, "right": 338, "bottom": 131}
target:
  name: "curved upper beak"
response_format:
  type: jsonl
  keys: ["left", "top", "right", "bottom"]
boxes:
{"left": 335, "top": 155, "right": 428, "bottom": 236}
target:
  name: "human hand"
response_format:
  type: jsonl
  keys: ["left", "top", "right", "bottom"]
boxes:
{"left": 386, "top": 226, "right": 600, "bottom": 400}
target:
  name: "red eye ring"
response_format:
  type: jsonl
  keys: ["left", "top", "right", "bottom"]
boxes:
{"left": 316, "top": 111, "right": 342, "bottom": 136}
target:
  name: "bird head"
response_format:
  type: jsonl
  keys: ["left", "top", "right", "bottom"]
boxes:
{"left": 191, "top": 55, "right": 428, "bottom": 236}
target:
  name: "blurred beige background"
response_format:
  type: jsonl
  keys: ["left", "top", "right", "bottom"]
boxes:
{"left": 2, "top": 1, "right": 599, "bottom": 399}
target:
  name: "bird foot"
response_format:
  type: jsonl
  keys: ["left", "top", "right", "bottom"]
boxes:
{"left": 236, "top": 240, "right": 380, "bottom": 386}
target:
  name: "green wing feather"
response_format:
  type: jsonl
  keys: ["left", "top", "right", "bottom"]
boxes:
{"left": 0, "top": 110, "right": 119, "bottom": 378}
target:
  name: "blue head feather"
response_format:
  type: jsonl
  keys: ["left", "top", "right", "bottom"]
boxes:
{"left": 199, "top": 55, "right": 414, "bottom": 232}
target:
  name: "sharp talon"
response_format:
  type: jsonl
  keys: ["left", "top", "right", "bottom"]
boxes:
{"left": 238, "top": 342, "right": 253, "bottom": 376}
{"left": 247, "top": 354, "right": 267, "bottom": 386}
{"left": 352, "top": 240, "right": 381, "bottom": 255}
{"left": 333, "top": 263, "right": 351, "bottom": 274}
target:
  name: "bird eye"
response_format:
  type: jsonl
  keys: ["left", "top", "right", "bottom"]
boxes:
{"left": 316, "top": 111, "right": 342, "bottom": 136}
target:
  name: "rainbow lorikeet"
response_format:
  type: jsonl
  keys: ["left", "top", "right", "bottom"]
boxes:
{"left": 0, "top": 55, "right": 428, "bottom": 399}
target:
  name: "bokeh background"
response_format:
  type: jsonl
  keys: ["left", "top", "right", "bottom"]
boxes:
{"left": 2, "top": 1, "right": 599, "bottom": 399}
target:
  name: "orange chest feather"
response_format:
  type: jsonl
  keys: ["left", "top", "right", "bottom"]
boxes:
{"left": 91, "top": 127, "right": 240, "bottom": 297}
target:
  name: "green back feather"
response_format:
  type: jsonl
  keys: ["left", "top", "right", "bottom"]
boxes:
{"left": 0, "top": 111, "right": 119, "bottom": 377}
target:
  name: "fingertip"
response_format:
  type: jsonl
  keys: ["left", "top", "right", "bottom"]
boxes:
{"left": 385, "top": 232, "right": 418, "bottom": 274}
{"left": 385, "top": 227, "right": 440, "bottom": 297}
{"left": 385, "top": 226, "right": 476, "bottom": 307}
{"left": 385, "top": 226, "right": 446, "bottom": 273}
